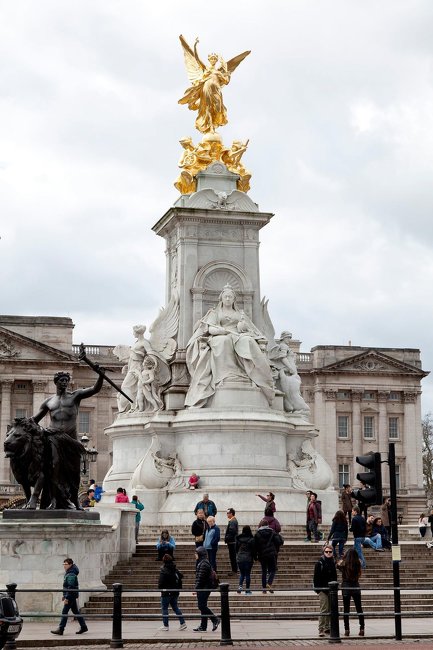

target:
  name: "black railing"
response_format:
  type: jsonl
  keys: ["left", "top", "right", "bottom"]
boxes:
{"left": 7, "top": 581, "right": 433, "bottom": 648}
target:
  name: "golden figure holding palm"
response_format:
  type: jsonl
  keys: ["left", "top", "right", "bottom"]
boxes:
{"left": 178, "top": 35, "right": 250, "bottom": 135}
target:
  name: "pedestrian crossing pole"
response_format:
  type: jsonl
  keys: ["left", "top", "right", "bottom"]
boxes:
{"left": 388, "top": 443, "right": 402, "bottom": 641}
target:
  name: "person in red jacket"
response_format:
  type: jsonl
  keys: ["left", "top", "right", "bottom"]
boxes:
{"left": 306, "top": 492, "right": 322, "bottom": 542}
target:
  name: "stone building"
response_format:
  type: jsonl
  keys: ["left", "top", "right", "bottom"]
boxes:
{"left": 0, "top": 315, "right": 428, "bottom": 517}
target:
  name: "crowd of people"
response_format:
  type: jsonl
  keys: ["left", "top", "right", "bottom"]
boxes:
{"left": 71, "top": 480, "right": 433, "bottom": 637}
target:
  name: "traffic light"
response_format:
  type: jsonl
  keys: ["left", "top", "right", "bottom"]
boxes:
{"left": 352, "top": 452, "right": 383, "bottom": 506}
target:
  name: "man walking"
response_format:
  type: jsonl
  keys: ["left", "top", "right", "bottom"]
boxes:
{"left": 193, "top": 547, "right": 220, "bottom": 633}
{"left": 225, "top": 508, "right": 239, "bottom": 575}
{"left": 51, "top": 558, "right": 88, "bottom": 635}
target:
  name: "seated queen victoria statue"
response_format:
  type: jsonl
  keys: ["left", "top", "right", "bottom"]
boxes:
{"left": 185, "top": 285, "right": 274, "bottom": 408}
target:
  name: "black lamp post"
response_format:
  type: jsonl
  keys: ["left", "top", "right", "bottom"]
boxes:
{"left": 80, "top": 433, "right": 98, "bottom": 477}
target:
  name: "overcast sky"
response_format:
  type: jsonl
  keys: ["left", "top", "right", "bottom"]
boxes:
{"left": 1, "top": 0, "right": 432, "bottom": 413}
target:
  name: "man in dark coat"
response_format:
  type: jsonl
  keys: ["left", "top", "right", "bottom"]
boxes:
{"left": 224, "top": 508, "right": 239, "bottom": 574}
{"left": 193, "top": 547, "right": 220, "bottom": 633}
{"left": 51, "top": 559, "right": 87, "bottom": 635}
{"left": 313, "top": 544, "right": 338, "bottom": 637}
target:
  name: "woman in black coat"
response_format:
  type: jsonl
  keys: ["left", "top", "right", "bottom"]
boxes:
{"left": 313, "top": 544, "right": 337, "bottom": 637}
{"left": 157, "top": 554, "right": 186, "bottom": 631}
{"left": 327, "top": 510, "right": 348, "bottom": 559}
{"left": 337, "top": 548, "right": 365, "bottom": 637}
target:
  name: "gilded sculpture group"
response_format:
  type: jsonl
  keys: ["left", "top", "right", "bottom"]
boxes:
{"left": 175, "top": 35, "right": 252, "bottom": 194}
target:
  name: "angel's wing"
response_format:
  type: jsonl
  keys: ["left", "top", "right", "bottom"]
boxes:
{"left": 112, "top": 344, "right": 131, "bottom": 363}
{"left": 226, "top": 50, "right": 251, "bottom": 75}
{"left": 179, "top": 34, "right": 205, "bottom": 84}
{"left": 259, "top": 297, "right": 278, "bottom": 354}
{"left": 149, "top": 292, "right": 180, "bottom": 361}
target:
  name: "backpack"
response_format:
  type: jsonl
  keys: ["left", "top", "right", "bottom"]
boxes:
{"left": 275, "top": 533, "right": 285, "bottom": 547}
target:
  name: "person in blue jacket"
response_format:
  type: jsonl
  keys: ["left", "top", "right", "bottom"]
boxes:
{"left": 51, "top": 559, "right": 87, "bottom": 635}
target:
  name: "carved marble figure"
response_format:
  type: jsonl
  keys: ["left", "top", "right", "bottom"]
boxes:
{"left": 292, "top": 439, "right": 333, "bottom": 490}
{"left": 259, "top": 300, "right": 310, "bottom": 415}
{"left": 136, "top": 356, "right": 164, "bottom": 413}
{"left": 130, "top": 434, "right": 176, "bottom": 490}
{"left": 178, "top": 35, "right": 250, "bottom": 134}
{"left": 185, "top": 284, "right": 274, "bottom": 408}
{"left": 113, "top": 293, "right": 179, "bottom": 412}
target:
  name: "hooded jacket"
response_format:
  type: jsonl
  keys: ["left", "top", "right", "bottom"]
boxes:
{"left": 236, "top": 532, "right": 256, "bottom": 564}
{"left": 254, "top": 526, "right": 280, "bottom": 560}
{"left": 63, "top": 564, "right": 80, "bottom": 601}
{"left": 195, "top": 546, "right": 213, "bottom": 589}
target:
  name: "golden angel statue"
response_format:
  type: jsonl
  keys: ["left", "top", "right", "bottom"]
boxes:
{"left": 178, "top": 35, "right": 250, "bottom": 135}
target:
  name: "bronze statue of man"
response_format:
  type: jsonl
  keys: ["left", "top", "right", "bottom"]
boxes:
{"left": 31, "top": 370, "right": 103, "bottom": 509}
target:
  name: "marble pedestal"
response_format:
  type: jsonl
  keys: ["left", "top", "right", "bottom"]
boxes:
{"left": 103, "top": 382, "right": 338, "bottom": 526}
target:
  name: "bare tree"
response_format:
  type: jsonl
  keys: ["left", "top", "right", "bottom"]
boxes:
{"left": 422, "top": 413, "right": 433, "bottom": 501}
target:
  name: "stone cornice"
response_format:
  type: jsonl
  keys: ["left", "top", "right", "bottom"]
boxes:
{"left": 0, "top": 327, "right": 76, "bottom": 362}
{"left": 311, "top": 349, "right": 428, "bottom": 379}
{"left": 152, "top": 207, "right": 273, "bottom": 238}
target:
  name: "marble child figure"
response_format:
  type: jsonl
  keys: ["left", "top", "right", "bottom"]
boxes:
{"left": 185, "top": 285, "right": 274, "bottom": 408}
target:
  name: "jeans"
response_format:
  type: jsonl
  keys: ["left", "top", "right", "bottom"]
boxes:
{"left": 342, "top": 588, "right": 364, "bottom": 631}
{"left": 238, "top": 560, "right": 253, "bottom": 589}
{"left": 161, "top": 594, "right": 185, "bottom": 628}
{"left": 307, "top": 519, "right": 319, "bottom": 541}
{"left": 260, "top": 556, "right": 276, "bottom": 589}
{"left": 354, "top": 538, "right": 367, "bottom": 569}
{"left": 331, "top": 538, "right": 346, "bottom": 559}
{"left": 59, "top": 598, "right": 86, "bottom": 630}
{"left": 196, "top": 591, "right": 218, "bottom": 630}
{"left": 362, "top": 534, "right": 382, "bottom": 550}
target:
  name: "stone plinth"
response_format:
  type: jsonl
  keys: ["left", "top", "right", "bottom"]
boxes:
{"left": 0, "top": 508, "right": 136, "bottom": 615}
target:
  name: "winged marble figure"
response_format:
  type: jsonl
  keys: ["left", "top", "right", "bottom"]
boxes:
{"left": 112, "top": 293, "right": 179, "bottom": 413}
{"left": 259, "top": 298, "right": 310, "bottom": 415}
{"left": 178, "top": 35, "right": 250, "bottom": 134}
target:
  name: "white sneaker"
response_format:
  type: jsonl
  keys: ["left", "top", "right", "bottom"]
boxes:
{"left": 179, "top": 623, "right": 187, "bottom": 630}
{"left": 158, "top": 625, "right": 169, "bottom": 631}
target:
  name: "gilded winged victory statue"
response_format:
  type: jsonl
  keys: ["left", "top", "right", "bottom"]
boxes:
{"left": 178, "top": 35, "right": 250, "bottom": 135}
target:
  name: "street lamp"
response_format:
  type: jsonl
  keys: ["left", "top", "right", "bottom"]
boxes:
{"left": 80, "top": 434, "right": 98, "bottom": 477}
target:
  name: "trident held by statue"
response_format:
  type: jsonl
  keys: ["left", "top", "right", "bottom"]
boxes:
{"left": 78, "top": 343, "right": 133, "bottom": 403}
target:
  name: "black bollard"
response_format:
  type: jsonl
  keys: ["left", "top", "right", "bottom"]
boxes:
{"left": 110, "top": 583, "right": 124, "bottom": 649}
{"left": 328, "top": 581, "right": 341, "bottom": 644}
{"left": 4, "top": 583, "right": 18, "bottom": 650}
{"left": 219, "top": 582, "right": 233, "bottom": 646}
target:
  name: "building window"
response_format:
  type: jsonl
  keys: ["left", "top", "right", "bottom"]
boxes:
{"left": 338, "top": 464, "right": 350, "bottom": 488}
{"left": 363, "top": 391, "right": 376, "bottom": 400}
{"left": 337, "top": 390, "right": 351, "bottom": 400}
{"left": 388, "top": 392, "right": 400, "bottom": 401}
{"left": 337, "top": 415, "right": 350, "bottom": 438}
{"left": 363, "top": 416, "right": 375, "bottom": 438}
{"left": 15, "top": 382, "right": 29, "bottom": 392}
{"left": 395, "top": 465, "right": 401, "bottom": 490}
{"left": 78, "top": 411, "right": 90, "bottom": 434}
{"left": 15, "top": 408, "right": 27, "bottom": 418}
{"left": 389, "top": 417, "right": 399, "bottom": 439}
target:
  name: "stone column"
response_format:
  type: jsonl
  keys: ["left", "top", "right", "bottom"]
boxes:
{"left": 323, "top": 390, "right": 338, "bottom": 480}
{"left": 378, "top": 391, "right": 389, "bottom": 490}
{"left": 351, "top": 391, "right": 363, "bottom": 484}
{"left": 403, "top": 391, "right": 421, "bottom": 490}
{"left": 0, "top": 380, "right": 13, "bottom": 484}
{"left": 32, "top": 380, "right": 48, "bottom": 417}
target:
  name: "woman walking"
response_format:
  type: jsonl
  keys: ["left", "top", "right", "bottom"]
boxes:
{"left": 236, "top": 525, "right": 256, "bottom": 595}
{"left": 157, "top": 554, "right": 187, "bottom": 632}
{"left": 337, "top": 548, "right": 365, "bottom": 637}
{"left": 327, "top": 510, "right": 348, "bottom": 559}
{"left": 313, "top": 544, "right": 337, "bottom": 637}
{"left": 419, "top": 513, "right": 428, "bottom": 539}
{"left": 193, "top": 547, "right": 220, "bottom": 632}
